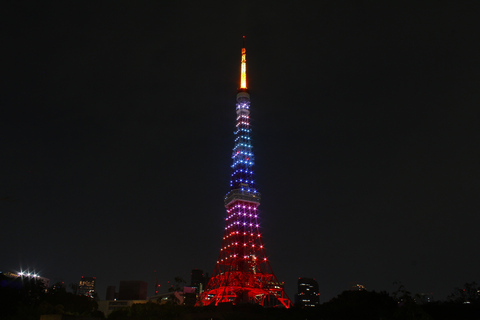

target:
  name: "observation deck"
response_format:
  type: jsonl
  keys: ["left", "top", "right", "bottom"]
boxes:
{"left": 224, "top": 189, "right": 261, "bottom": 206}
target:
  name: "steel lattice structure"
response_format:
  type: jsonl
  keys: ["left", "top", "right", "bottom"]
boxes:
{"left": 196, "top": 38, "right": 292, "bottom": 308}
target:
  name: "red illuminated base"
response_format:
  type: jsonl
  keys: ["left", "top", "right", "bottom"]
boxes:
{"left": 196, "top": 271, "right": 292, "bottom": 308}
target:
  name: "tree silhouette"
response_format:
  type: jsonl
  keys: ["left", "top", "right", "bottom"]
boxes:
{"left": 322, "top": 290, "right": 397, "bottom": 319}
{"left": 448, "top": 282, "right": 480, "bottom": 305}
{"left": 168, "top": 276, "right": 186, "bottom": 292}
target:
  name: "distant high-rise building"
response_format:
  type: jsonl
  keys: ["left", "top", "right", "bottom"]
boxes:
{"left": 106, "top": 285, "right": 117, "bottom": 300}
{"left": 118, "top": 281, "right": 148, "bottom": 300}
{"left": 190, "top": 269, "right": 207, "bottom": 293}
{"left": 78, "top": 276, "right": 96, "bottom": 298}
{"left": 295, "top": 278, "right": 320, "bottom": 307}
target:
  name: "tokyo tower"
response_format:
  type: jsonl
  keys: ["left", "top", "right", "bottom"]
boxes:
{"left": 197, "top": 37, "right": 292, "bottom": 308}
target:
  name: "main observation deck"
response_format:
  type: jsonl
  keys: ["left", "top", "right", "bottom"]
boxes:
{"left": 224, "top": 188, "right": 261, "bottom": 207}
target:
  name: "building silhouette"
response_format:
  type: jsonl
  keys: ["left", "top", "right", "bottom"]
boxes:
{"left": 118, "top": 280, "right": 148, "bottom": 300}
{"left": 105, "top": 285, "right": 117, "bottom": 300}
{"left": 295, "top": 278, "right": 320, "bottom": 307}
{"left": 196, "top": 37, "right": 292, "bottom": 308}
{"left": 78, "top": 276, "right": 96, "bottom": 298}
{"left": 190, "top": 269, "right": 207, "bottom": 293}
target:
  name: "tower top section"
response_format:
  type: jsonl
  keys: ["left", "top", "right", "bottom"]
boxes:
{"left": 239, "top": 35, "right": 247, "bottom": 91}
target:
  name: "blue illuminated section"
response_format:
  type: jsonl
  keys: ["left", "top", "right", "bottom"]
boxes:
{"left": 223, "top": 90, "right": 261, "bottom": 207}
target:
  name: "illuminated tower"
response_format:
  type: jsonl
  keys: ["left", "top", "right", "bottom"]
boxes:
{"left": 197, "top": 37, "right": 292, "bottom": 308}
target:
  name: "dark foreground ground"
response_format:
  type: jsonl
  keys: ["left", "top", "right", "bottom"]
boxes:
{"left": 105, "top": 299, "right": 480, "bottom": 320}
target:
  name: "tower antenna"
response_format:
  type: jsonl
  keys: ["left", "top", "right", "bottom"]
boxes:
{"left": 240, "top": 36, "right": 247, "bottom": 90}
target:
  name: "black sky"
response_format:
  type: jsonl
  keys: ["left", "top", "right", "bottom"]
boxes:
{"left": 2, "top": 1, "right": 480, "bottom": 302}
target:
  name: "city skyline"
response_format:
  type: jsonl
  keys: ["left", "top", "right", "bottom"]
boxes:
{"left": 3, "top": 1, "right": 480, "bottom": 303}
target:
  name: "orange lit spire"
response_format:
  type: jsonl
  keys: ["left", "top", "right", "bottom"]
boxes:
{"left": 240, "top": 36, "right": 247, "bottom": 89}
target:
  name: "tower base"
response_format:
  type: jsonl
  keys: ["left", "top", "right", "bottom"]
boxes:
{"left": 196, "top": 272, "right": 292, "bottom": 308}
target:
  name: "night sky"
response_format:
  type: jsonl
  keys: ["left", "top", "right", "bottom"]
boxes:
{"left": 3, "top": 1, "right": 480, "bottom": 302}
